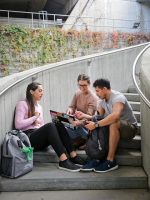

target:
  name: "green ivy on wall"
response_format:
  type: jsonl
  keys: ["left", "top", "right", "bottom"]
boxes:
{"left": 0, "top": 24, "right": 150, "bottom": 75}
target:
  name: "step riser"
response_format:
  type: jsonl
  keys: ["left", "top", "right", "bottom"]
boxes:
{"left": 137, "top": 127, "right": 141, "bottom": 135}
{"left": 135, "top": 113, "right": 140, "bottom": 122}
{"left": 33, "top": 156, "right": 141, "bottom": 167}
{"left": 128, "top": 87, "right": 138, "bottom": 93}
{"left": 118, "top": 139, "right": 141, "bottom": 150}
{"left": 33, "top": 147, "right": 142, "bottom": 167}
{"left": 116, "top": 157, "right": 141, "bottom": 166}
{"left": 130, "top": 103, "right": 140, "bottom": 112}
{"left": 1, "top": 179, "right": 147, "bottom": 191}
{"left": 124, "top": 94, "right": 140, "bottom": 102}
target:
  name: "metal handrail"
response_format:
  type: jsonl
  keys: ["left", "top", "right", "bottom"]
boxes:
{"left": 1, "top": 9, "right": 149, "bottom": 21}
{"left": 132, "top": 43, "right": 150, "bottom": 107}
{"left": 0, "top": 9, "right": 150, "bottom": 32}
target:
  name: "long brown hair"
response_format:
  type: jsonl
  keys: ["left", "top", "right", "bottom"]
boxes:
{"left": 26, "top": 82, "right": 41, "bottom": 121}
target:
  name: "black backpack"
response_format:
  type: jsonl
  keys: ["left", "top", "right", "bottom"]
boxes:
{"left": 85, "top": 115, "right": 109, "bottom": 160}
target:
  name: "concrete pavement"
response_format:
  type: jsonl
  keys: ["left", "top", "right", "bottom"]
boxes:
{"left": 1, "top": 189, "right": 150, "bottom": 200}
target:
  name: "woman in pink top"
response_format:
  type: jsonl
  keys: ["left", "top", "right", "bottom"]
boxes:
{"left": 15, "top": 82, "right": 86, "bottom": 172}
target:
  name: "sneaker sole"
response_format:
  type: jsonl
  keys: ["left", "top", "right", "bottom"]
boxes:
{"left": 75, "top": 164, "right": 83, "bottom": 167}
{"left": 93, "top": 165, "right": 119, "bottom": 173}
{"left": 59, "top": 166, "right": 80, "bottom": 172}
{"left": 80, "top": 168, "right": 93, "bottom": 172}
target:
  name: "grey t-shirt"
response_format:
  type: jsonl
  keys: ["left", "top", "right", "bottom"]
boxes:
{"left": 98, "top": 90, "right": 138, "bottom": 128}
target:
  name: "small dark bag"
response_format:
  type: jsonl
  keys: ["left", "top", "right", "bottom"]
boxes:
{"left": 85, "top": 115, "right": 109, "bottom": 160}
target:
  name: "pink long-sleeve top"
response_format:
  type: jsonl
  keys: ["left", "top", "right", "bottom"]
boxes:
{"left": 15, "top": 100, "right": 44, "bottom": 131}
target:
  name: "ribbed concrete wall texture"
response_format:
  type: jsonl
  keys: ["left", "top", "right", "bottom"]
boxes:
{"left": 140, "top": 47, "right": 150, "bottom": 189}
{"left": 63, "top": 0, "right": 150, "bottom": 32}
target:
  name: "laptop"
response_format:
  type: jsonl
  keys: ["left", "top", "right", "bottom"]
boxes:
{"left": 50, "top": 110, "right": 77, "bottom": 129}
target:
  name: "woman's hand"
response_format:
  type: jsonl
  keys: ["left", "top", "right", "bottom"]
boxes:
{"left": 66, "top": 108, "right": 73, "bottom": 115}
{"left": 85, "top": 121, "right": 95, "bottom": 130}
{"left": 74, "top": 111, "right": 85, "bottom": 119}
{"left": 34, "top": 112, "right": 40, "bottom": 118}
{"left": 68, "top": 118, "right": 79, "bottom": 127}
{"left": 33, "top": 112, "right": 40, "bottom": 125}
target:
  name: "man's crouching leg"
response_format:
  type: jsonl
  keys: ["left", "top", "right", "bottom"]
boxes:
{"left": 93, "top": 121, "right": 120, "bottom": 173}
{"left": 107, "top": 121, "right": 120, "bottom": 162}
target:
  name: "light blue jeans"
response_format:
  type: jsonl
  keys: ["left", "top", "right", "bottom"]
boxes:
{"left": 65, "top": 127, "right": 88, "bottom": 140}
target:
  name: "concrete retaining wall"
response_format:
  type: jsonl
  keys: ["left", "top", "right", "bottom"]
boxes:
{"left": 140, "top": 47, "right": 150, "bottom": 189}
{"left": 63, "top": 0, "right": 150, "bottom": 33}
{"left": 0, "top": 43, "right": 148, "bottom": 161}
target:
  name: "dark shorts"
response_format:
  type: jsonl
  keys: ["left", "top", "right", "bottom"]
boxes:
{"left": 119, "top": 120, "right": 138, "bottom": 140}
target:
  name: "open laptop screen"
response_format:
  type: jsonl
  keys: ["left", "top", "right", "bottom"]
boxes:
{"left": 50, "top": 110, "right": 77, "bottom": 129}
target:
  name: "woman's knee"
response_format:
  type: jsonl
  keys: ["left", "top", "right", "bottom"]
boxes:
{"left": 42, "top": 122, "right": 57, "bottom": 135}
{"left": 44, "top": 122, "right": 55, "bottom": 129}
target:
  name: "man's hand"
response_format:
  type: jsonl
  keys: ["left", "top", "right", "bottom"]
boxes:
{"left": 85, "top": 121, "right": 95, "bottom": 130}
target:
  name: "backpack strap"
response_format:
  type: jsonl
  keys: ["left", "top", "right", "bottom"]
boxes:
{"left": 91, "top": 115, "right": 104, "bottom": 122}
{"left": 8, "top": 129, "right": 21, "bottom": 136}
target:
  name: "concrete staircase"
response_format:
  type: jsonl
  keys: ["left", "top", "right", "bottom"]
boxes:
{"left": 1, "top": 87, "right": 148, "bottom": 191}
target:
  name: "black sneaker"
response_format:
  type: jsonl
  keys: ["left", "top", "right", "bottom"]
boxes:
{"left": 70, "top": 156, "right": 86, "bottom": 167}
{"left": 59, "top": 159, "right": 80, "bottom": 172}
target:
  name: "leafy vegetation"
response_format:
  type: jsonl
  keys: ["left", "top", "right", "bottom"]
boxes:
{"left": 0, "top": 24, "right": 150, "bottom": 75}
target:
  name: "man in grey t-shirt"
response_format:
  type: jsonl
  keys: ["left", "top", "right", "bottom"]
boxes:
{"left": 98, "top": 90, "right": 138, "bottom": 129}
{"left": 75, "top": 78, "right": 138, "bottom": 173}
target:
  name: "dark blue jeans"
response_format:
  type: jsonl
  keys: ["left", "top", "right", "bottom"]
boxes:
{"left": 66, "top": 126, "right": 88, "bottom": 140}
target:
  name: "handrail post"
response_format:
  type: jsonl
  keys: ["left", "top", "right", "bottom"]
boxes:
{"left": 8, "top": 10, "right": 9, "bottom": 24}
{"left": 31, "top": 13, "right": 33, "bottom": 28}
{"left": 54, "top": 14, "right": 56, "bottom": 28}
{"left": 43, "top": 12, "right": 44, "bottom": 28}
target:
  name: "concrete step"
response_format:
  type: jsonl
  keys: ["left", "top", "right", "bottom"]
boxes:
{"left": 118, "top": 135, "right": 141, "bottom": 150}
{"left": 33, "top": 147, "right": 142, "bottom": 167}
{"left": 2, "top": 189, "right": 150, "bottom": 200}
{"left": 115, "top": 148, "right": 141, "bottom": 166}
{"left": 133, "top": 111, "right": 140, "bottom": 122}
{"left": 137, "top": 123, "right": 141, "bottom": 135}
{"left": 1, "top": 163, "right": 147, "bottom": 191}
{"left": 128, "top": 86, "right": 138, "bottom": 93}
{"left": 129, "top": 101, "right": 140, "bottom": 111}
{"left": 123, "top": 93, "right": 140, "bottom": 102}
